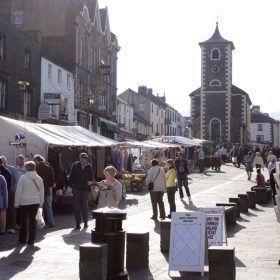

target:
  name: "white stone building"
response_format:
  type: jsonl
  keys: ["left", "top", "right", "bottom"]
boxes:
{"left": 41, "top": 57, "right": 76, "bottom": 124}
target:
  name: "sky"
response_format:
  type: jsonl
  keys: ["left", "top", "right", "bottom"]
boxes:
{"left": 98, "top": 0, "right": 280, "bottom": 117}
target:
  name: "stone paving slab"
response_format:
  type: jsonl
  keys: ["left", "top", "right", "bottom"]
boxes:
{"left": 0, "top": 164, "right": 279, "bottom": 279}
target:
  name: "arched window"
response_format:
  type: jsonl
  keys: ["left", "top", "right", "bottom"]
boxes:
{"left": 211, "top": 48, "right": 220, "bottom": 60}
{"left": 210, "top": 118, "right": 221, "bottom": 142}
{"left": 210, "top": 79, "right": 221, "bottom": 86}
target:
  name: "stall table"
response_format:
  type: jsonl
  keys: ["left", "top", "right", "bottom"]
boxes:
{"left": 120, "top": 174, "right": 147, "bottom": 192}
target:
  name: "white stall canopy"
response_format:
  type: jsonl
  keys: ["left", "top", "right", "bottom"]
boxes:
{"left": 151, "top": 136, "right": 208, "bottom": 147}
{"left": 0, "top": 116, "right": 118, "bottom": 163}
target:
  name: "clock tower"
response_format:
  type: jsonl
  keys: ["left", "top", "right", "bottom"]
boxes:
{"left": 189, "top": 22, "right": 252, "bottom": 144}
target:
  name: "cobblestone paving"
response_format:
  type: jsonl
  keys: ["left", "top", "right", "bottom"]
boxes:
{"left": 0, "top": 164, "right": 279, "bottom": 279}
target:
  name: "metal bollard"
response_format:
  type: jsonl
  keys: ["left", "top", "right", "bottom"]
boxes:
{"left": 229, "top": 198, "right": 240, "bottom": 218}
{"left": 247, "top": 191, "right": 256, "bottom": 209}
{"left": 126, "top": 232, "right": 149, "bottom": 269}
{"left": 208, "top": 245, "right": 235, "bottom": 280}
{"left": 160, "top": 220, "right": 171, "bottom": 252}
{"left": 238, "top": 194, "right": 248, "bottom": 213}
{"left": 80, "top": 243, "right": 108, "bottom": 280}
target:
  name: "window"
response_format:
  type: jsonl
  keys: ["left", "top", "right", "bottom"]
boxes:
{"left": 256, "top": 135, "right": 264, "bottom": 143}
{"left": 67, "top": 73, "right": 71, "bottom": 88}
{"left": 24, "top": 49, "right": 31, "bottom": 70}
{"left": 139, "top": 103, "right": 145, "bottom": 111}
{"left": 14, "top": 11, "right": 24, "bottom": 25}
{"left": 258, "top": 124, "right": 263, "bottom": 131}
{"left": 48, "top": 64, "right": 52, "bottom": 80}
{"left": 58, "top": 69, "right": 62, "bottom": 83}
{"left": 0, "top": 80, "right": 7, "bottom": 110}
{"left": 0, "top": 33, "right": 5, "bottom": 60}
{"left": 211, "top": 48, "right": 220, "bottom": 60}
{"left": 210, "top": 79, "right": 221, "bottom": 86}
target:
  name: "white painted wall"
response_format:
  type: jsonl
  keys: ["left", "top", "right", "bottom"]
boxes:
{"left": 250, "top": 122, "right": 271, "bottom": 143}
{"left": 41, "top": 57, "right": 76, "bottom": 124}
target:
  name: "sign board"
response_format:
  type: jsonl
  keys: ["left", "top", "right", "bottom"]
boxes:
{"left": 169, "top": 211, "right": 206, "bottom": 276}
{"left": 38, "top": 103, "right": 50, "bottom": 120}
{"left": 200, "top": 207, "right": 226, "bottom": 245}
{"left": 44, "top": 93, "right": 60, "bottom": 105}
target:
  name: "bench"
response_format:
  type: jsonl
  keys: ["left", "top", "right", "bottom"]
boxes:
{"left": 253, "top": 187, "right": 268, "bottom": 204}
{"left": 229, "top": 198, "right": 241, "bottom": 218}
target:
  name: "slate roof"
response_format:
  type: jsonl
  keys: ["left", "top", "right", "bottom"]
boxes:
{"left": 133, "top": 112, "right": 151, "bottom": 126}
{"left": 199, "top": 22, "right": 235, "bottom": 49}
{"left": 251, "top": 110, "right": 278, "bottom": 123}
{"left": 189, "top": 85, "right": 252, "bottom": 105}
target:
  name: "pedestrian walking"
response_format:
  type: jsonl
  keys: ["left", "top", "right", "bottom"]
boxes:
{"left": 253, "top": 152, "right": 264, "bottom": 170}
{"left": 14, "top": 161, "right": 44, "bottom": 245}
{"left": 146, "top": 159, "right": 166, "bottom": 221}
{"left": 174, "top": 152, "right": 191, "bottom": 202}
{"left": 68, "top": 152, "right": 93, "bottom": 230}
{"left": 245, "top": 151, "right": 253, "bottom": 180}
{"left": 165, "top": 159, "right": 177, "bottom": 219}
{"left": 0, "top": 175, "right": 8, "bottom": 235}
{"left": 33, "top": 154, "right": 55, "bottom": 227}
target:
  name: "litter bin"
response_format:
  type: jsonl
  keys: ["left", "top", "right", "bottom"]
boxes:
{"left": 91, "top": 207, "right": 128, "bottom": 280}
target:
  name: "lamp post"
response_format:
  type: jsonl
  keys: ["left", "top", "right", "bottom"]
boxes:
{"left": 18, "top": 80, "right": 29, "bottom": 154}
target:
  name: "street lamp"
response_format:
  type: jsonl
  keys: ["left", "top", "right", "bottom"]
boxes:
{"left": 18, "top": 80, "right": 29, "bottom": 155}
{"left": 18, "top": 80, "right": 29, "bottom": 118}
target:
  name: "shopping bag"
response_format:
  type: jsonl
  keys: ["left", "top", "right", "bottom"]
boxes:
{"left": 36, "top": 207, "right": 46, "bottom": 229}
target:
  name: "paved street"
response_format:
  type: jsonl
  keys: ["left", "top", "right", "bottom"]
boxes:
{"left": 0, "top": 163, "right": 280, "bottom": 280}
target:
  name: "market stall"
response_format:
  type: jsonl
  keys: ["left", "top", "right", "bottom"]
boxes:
{"left": 119, "top": 140, "right": 180, "bottom": 192}
{"left": 0, "top": 116, "right": 119, "bottom": 208}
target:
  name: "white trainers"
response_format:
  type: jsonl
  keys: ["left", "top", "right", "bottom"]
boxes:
{"left": 8, "top": 229, "right": 16, "bottom": 234}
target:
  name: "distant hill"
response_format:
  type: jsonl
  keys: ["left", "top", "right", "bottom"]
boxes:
{"left": 269, "top": 111, "right": 280, "bottom": 121}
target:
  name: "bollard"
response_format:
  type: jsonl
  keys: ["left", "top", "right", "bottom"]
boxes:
{"left": 126, "top": 232, "right": 149, "bottom": 269}
{"left": 254, "top": 188, "right": 267, "bottom": 204}
{"left": 80, "top": 243, "right": 108, "bottom": 280}
{"left": 247, "top": 191, "right": 256, "bottom": 209}
{"left": 208, "top": 245, "right": 235, "bottom": 280}
{"left": 266, "top": 187, "right": 272, "bottom": 202}
{"left": 91, "top": 207, "right": 128, "bottom": 280}
{"left": 160, "top": 220, "right": 171, "bottom": 252}
{"left": 216, "top": 203, "right": 236, "bottom": 226}
{"left": 229, "top": 198, "right": 240, "bottom": 218}
{"left": 238, "top": 194, "right": 248, "bottom": 213}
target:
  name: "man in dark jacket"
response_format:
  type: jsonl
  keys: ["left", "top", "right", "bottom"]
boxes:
{"left": 33, "top": 154, "right": 55, "bottom": 227}
{"left": 68, "top": 152, "right": 93, "bottom": 230}
{"left": 174, "top": 152, "right": 191, "bottom": 202}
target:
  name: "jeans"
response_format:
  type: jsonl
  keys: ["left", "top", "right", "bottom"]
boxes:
{"left": 177, "top": 173, "right": 190, "bottom": 198}
{"left": 198, "top": 159, "right": 205, "bottom": 173}
{"left": 43, "top": 194, "right": 55, "bottom": 226}
{"left": 73, "top": 188, "right": 89, "bottom": 225}
{"left": 167, "top": 186, "right": 177, "bottom": 215}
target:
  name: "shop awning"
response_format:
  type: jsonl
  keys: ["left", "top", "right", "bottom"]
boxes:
{"left": 101, "top": 121, "right": 120, "bottom": 133}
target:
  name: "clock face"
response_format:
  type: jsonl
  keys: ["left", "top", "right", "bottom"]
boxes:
{"left": 211, "top": 64, "right": 220, "bottom": 73}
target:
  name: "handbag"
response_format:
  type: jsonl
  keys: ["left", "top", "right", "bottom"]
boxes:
{"left": 36, "top": 207, "right": 45, "bottom": 229}
{"left": 148, "top": 168, "right": 161, "bottom": 191}
{"left": 32, "top": 179, "right": 45, "bottom": 229}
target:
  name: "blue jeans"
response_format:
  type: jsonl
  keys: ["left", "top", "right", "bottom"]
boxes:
{"left": 177, "top": 173, "right": 190, "bottom": 198}
{"left": 43, "top": 194, "right": 55, "bottom": 226}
